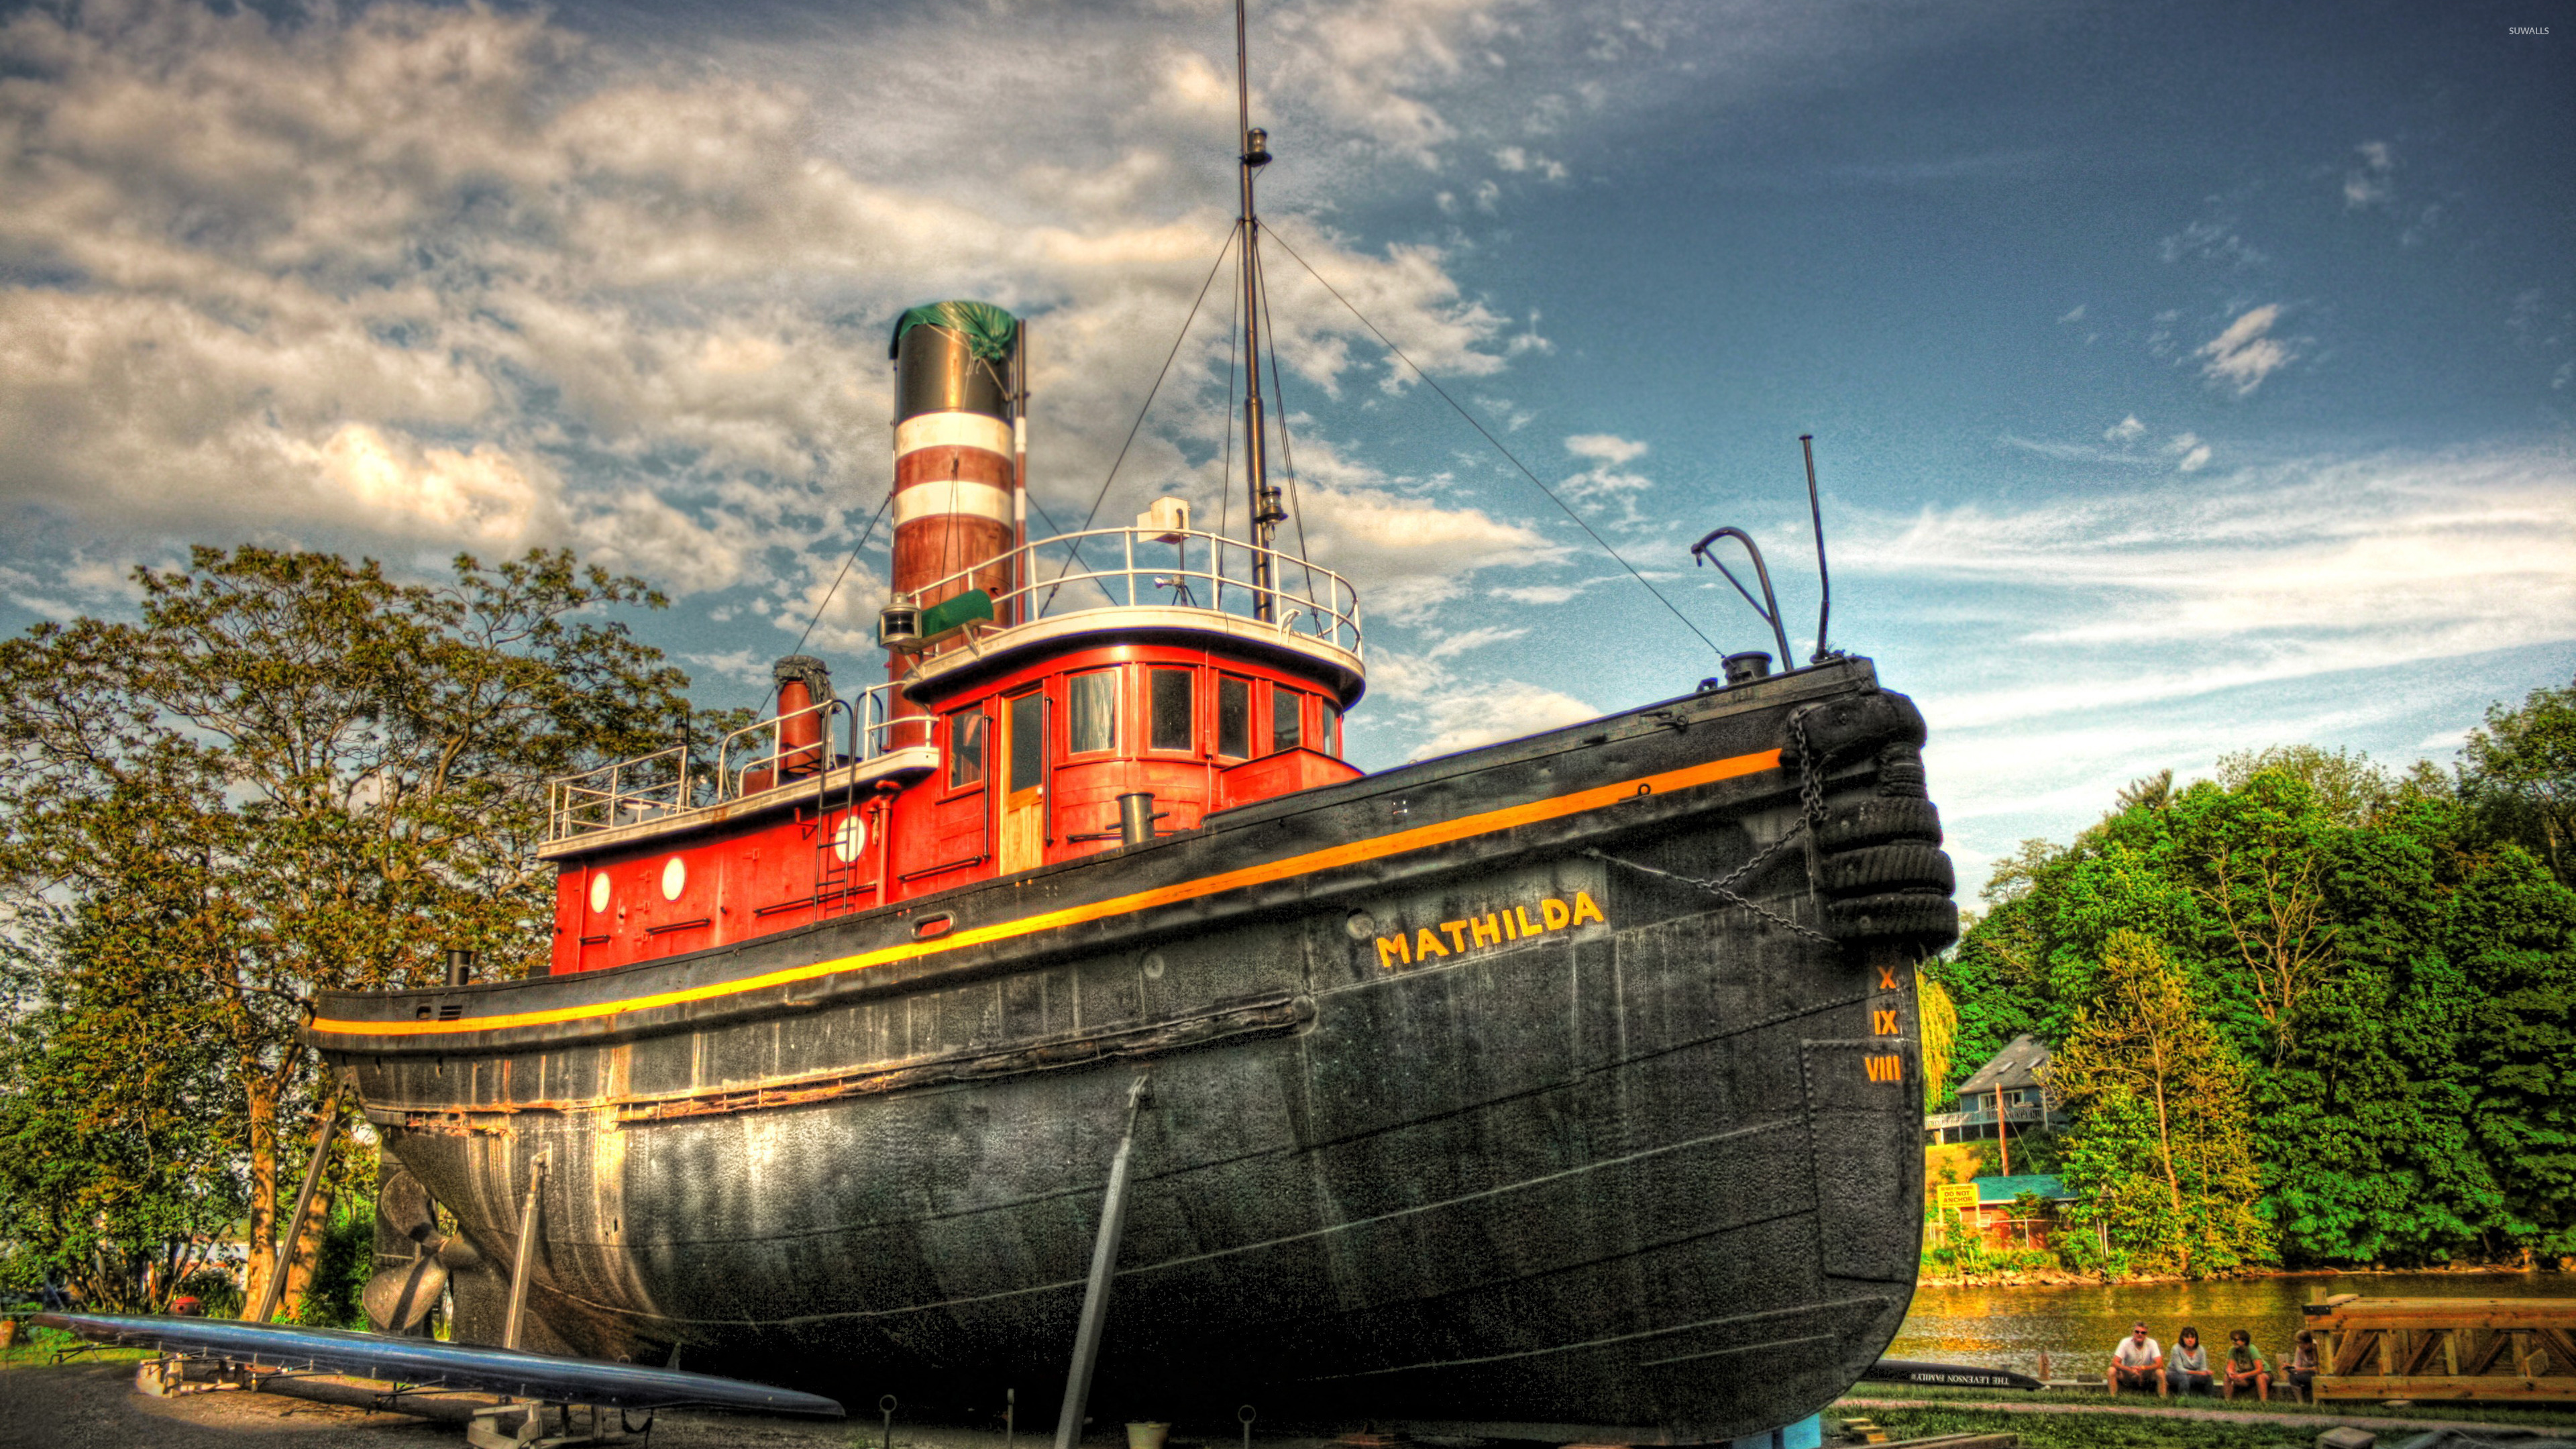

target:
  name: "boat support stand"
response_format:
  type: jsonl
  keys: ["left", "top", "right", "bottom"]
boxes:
{"left": 1055, "top": 1074, "right": 1152, "bottom": 1449}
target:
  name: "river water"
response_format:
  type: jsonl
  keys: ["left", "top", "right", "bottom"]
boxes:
{"left": 1890, "top": 1272, "right": 2576, "bottom": 1379}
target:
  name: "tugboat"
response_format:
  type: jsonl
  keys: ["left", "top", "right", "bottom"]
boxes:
{"left": 308, "top": 23, "right": 1957, "bottom": 1443}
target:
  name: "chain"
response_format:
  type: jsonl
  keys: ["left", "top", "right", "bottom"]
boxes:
{"left": 1786, "top": 704, "right": 1829, "bottom": 830}
{"left": 1585, "top": 837, "right": 1837, "bottom": 945}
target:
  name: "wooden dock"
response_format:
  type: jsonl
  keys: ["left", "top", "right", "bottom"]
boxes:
{"left": 2308, "top": 1295, "right": 2576, "bottom": 1401}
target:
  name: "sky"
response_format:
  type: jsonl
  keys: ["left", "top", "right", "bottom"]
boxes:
{"left": 1, "top": 0, "right": 2570, "bottom": 894}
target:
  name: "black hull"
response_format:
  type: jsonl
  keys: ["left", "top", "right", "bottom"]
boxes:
{"left": 313, "top": 658, "right": 1951, "bottom": 1444}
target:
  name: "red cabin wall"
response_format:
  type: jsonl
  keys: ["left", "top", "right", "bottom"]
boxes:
{"left": 549, "top": 637, "right": 1356, "bottom": 974}
{"left": 548, "top": 793, "right": 891, "bottom": 975}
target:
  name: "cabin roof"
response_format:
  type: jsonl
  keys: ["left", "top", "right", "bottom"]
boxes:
{"left": 1957, "top": 1034, "right": 2052, "bottom": 1094}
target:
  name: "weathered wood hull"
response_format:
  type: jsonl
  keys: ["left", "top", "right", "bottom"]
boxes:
{"left": 312, "top": 657, "right": 1952, "bottom": 1443}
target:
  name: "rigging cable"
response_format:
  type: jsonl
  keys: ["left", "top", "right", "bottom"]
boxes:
{"left": 1067, "top": 227, "right": 1236, "bottom": 539}
{"left": 1045, "top": 226, "right": 1238, "bottom": 610}
{"left": 1254, "top": 252, "right": 1318, "bottom": 608}
{"left": 1265, "top": 227, "right": 1720, "bottom": 656}
{"left": 1222, "top": 226, "right": 1240, "bottom": 545}
{"left": 792, "top": 484, "right": 897, "bottom": 662}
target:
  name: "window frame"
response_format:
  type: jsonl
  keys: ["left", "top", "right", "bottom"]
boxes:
{"left": 1066, "top": 666, "right": 1120, "bottom": 757}
{"left": 1147, "top": 665, "right": 1197, "bottom": 755}
{"left": 945, "top": 702, "right": 991, "bottom": 794}
{"left": 1270, "top": 684, "right": 1303, "bottom": 755}
{"left": 1215, "top": 673, "right": 1254, "bottom": 761}
{"left": 1003, "top": 688, "right": 1046, "bottom": 796}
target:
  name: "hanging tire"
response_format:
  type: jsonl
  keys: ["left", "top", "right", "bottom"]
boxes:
{"left": 1816, "top": 797, "right": 1943, "bottom": 852}
{"left": 1819, "top": 842, "right": 1955, "bottom": 899}
{"left": 1782, "top": 690, "right": 1928, "bottom": 770}
{"left": 1827, "top": 891, "right": 1960, "bottom": 947}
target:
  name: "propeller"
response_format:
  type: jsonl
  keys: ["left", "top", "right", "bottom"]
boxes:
{"left": 362, "top": 1250, "right": 448, "bottom": 1333}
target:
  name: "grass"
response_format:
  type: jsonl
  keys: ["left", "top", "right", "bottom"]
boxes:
{"left": 1842, "top": 1381, "right": 2576, "bottom": 1428}
{"left": 1835, "top": 1405, "right": 2317, "bottom": 1448}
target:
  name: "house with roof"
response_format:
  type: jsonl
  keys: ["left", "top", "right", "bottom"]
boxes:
{"left": 1924, "top": 1034, "right": 2068, "bottom": 1145}
{"left": 1929, "top": 1173, "right": 2079, "bottom": 1250}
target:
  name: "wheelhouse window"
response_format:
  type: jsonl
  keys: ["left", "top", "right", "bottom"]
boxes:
{"left": 948, "top": 706, "right": 987, "bottom": 789}
{"left": 1271, "top": 686, "right": 1302, "bottom": 753}
{"left": 1069, "top": 669, "right": 1118, "bottom": 755}
{"left": 1150, "top": 667, "right": 1194, "bottom": 752}
{"left": 1216, "top": 675, "right": 1251, "bottom": 759}
{"left": 1007, "top": 692, "right": 1044, "bottom": 792}
{"left": 1320, "top": 700, "right": 1341, "bottom": 756}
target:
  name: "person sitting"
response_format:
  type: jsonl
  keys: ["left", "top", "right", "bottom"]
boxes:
{"left": 2283, "top": 1330, "right": 2320, "bottom": 1403}
{"left": 2223, "top": 1329, "right": 2271, "bottom": 1401}
{"left": 2165, "top": 1326, "right": 2215, "bottom": 1397}
{"left": 2107, "top": 1322, "right": 2165, "bottom": 1397}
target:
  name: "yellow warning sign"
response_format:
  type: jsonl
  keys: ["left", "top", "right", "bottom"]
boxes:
{"left": 1934, "top": 1183, "right": 1981, "bottom": 1212}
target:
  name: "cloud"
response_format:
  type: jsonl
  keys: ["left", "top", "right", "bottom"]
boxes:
{"left": 2165, "top": 432, "right": 2212, "bottom": 473}
{"left": 1365, "top": 648, "right": 1599, "bottom": 759}
{"left": 2159, "top": 215, "right": 2266, "bottom": 268}
{"left": 2059, "top": 305, "right": 2087, "bottom": 324}
{"left": 1492, "top": 145, "right": 1566, "bottom": 180}
{"left": 2197, "top": 305, "right": 2297, "bottom": 394}
{"left": 1840, "top": 447, "right": 2576, "bottom": 888}
{"left": 2344, "top": 140, "right": 2396, "bottom": 209}
{"left": 0, "top": 0, "right": 1537, "bottom": 610}
{"left": 1839, "top": 447, "right": 2576, "bottom": 702}
{"left": 2000, "top": 434, "right": 2156, "bottom": 466}
{"left": 2103, "top": 415, "right": 2147, "bottom": 444}
{"left": 1426, "top": 623, "right": 1529, "bottom": 657}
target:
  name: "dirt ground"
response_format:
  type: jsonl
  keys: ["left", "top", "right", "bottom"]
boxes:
{"left": 0, "top": 1362, "right": 1306, "bottom": 1449}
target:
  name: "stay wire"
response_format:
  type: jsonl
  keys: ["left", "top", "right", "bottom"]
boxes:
{"left": 1044, "top": 226, "right": 1237, "bottom": 610}
{"left": 1263, "top": 228, "right": 1720, "bottom": 656}
{"left": 792, "top": 486, "right": 896, "bottom": 664}
{"left": 1222, "top": 227, "right": 1239, "bottom": 545}
{"left": 1254, "top": 244, "right": 1317, "bottom": 607}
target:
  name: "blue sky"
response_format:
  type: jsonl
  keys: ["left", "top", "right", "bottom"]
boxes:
{"left": 0, "top": 0, "right": 2569, "bottom": 892}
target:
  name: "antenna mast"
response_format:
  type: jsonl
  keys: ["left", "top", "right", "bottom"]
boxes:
{"left": 1236, "top": 0, "right": 1283, "bottom": 620}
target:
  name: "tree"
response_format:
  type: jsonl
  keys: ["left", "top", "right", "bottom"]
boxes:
{"left": 0, "top": 546, "right": 694, "bottom": 1313}
{"left": 2044, "top": 930, "right": 2271, "bottom": 1276}
{"left": 2461, "top": 679, "right": 2576, "bottom": 887}
{"left": 1917, "top": 972, "right": 1958, "bottom": 1114}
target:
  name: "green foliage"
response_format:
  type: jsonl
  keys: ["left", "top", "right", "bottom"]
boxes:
{"left": 2462, "top": 678, "right": 2576, "bottom": 885}
{"left": 295, "top": 1191, "right": 378, "bottom": 1328}
{"left": 0, "top": 545, "right": 695, "bottom": 1312}
{"left": 1940, "top": 694, "right": 2576, "bottom": 1273}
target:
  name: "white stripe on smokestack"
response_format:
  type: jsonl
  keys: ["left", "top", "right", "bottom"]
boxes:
{"left": 894, "top": 413, "right": 1015, "bottom": 459}
{"left": 894, "top": 482, "right": 1013, "bottom": 527}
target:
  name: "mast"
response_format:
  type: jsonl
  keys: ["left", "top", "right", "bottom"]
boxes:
{"left": 1236, "top": 0, "right": 1284, "bottom": 620}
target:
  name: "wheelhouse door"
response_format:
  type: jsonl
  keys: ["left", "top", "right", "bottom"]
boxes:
{"left": 997, "top": 689, "right": 1046, "bottom": 873}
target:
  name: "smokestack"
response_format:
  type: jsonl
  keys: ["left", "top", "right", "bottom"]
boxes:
{"left": 889, "top": 303, "right": 1020, "bottom": 633}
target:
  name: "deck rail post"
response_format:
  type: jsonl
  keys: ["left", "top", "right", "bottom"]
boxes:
{"left": 1053, "top": 1075, "right": 1151, "bottom": 1449}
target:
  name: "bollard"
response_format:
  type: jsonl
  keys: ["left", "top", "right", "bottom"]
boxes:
{"left": 1239, "top": 1403, "right": 1257, "bottom": 1449}
{"left": 1008, "top": 1387, "right": 1017, "bottom": 1449}
{"left": 881, "top": 1393, "right": 899, "bottom": 1449}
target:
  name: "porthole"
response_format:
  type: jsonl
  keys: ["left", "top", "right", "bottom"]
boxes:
{"left": 660, "top": 857, "right": 687, "bottom": 902}
{"left": 833, "top": 814, "right": 868, "bottom": 864}
{"left": 588, "top": 873, "right": 610, "bottom": 914}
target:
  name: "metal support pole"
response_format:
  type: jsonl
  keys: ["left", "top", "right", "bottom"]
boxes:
{"left": 1053, "top": 1076, "right": 1151, "bottom": 1449}
{"left": 502, "top": 1155, "right": 547, "bottom": 1350}
{"left": 247, "top": 1092, "right": 341, "bottom": 1323}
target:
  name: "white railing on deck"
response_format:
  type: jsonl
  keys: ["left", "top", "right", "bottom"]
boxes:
{"left": 911, "top": 526, "right": 1363, "bottom": 657}
{"left": 545, "top": 680, "right": 917, "bottom": 843}
{"left": 543, "top": 527, "right": 1363, "bottom": 844}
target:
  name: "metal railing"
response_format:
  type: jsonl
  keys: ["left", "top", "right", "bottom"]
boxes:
{"left": 909, "top": 526, "right": 1363, "bottom": 657}
{"left": 545, "top": 681, "right": 920, "bottom": 842}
